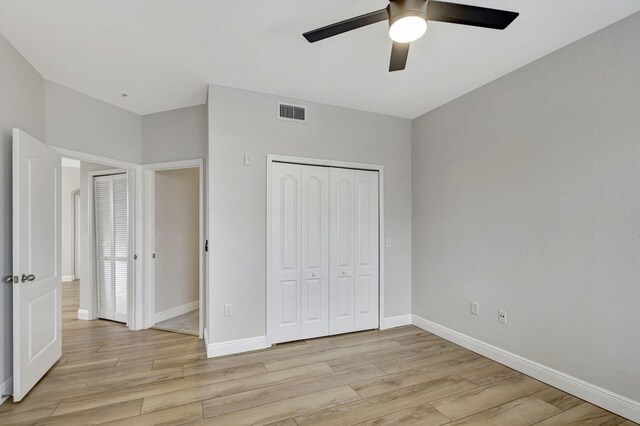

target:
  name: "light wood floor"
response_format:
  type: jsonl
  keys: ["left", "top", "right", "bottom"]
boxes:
{"left": 0, "top": 282, "right": 635, "bottom": 425}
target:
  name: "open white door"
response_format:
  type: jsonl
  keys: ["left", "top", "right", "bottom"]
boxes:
{"left": 12, "top": 129, "right": 62, "bottom": 401}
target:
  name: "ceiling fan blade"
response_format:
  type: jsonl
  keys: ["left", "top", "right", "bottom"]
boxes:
{"left": 389, "top": 42, "right": 410, "bottom": 72}
{"left": 427, "top": 1, "right": 519, "bottom": 30}
{"left": 303, "top": 8, "right": 388, "bottom": 43}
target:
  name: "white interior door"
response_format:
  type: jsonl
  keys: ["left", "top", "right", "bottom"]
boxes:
{"left": 329, "top": 168, "right": 356, "bottom": 334}
{"left": 268, "top": 163, "right": 302, "bottom": 343}
{"left": 94, "top": 174, "right": 129, "bottom": 323}
{"left": 354, "top": 170, "right": 379, "bottom": 330}
{"left": 12, "top": 129, "right": 62, "bottom": 401}
{"left": 330, "top": 168, "right": 380, "bottom": 335}
{"left": 268, "top": 162, "right": 378, "bottom": 343}
{"left": 300, "top": 166, "right": 329, "bottom": 339}
{"left": 268, "top": 163, "right": 330, "bottom": 344}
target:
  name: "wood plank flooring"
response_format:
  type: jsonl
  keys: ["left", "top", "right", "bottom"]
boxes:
{"left": 0, "top": 281, "right": 635, "bottom": 425}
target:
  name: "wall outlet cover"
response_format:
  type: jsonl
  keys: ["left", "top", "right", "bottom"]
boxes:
{"left": 498, "top": 310, "right": 507, "bottom": 324}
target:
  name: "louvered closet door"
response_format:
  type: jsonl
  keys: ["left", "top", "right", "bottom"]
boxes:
{"left": 94, "top": 174, "right": 129, "bottom": 323}
{"left": 268, "top": 163, "right": 329, "bottom": 344}
{"left": 330, "top": 168, "right": 379, "bottom": 335}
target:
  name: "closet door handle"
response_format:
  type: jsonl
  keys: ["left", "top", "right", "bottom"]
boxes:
{"left": 311, "top": 273, "right": 317, "bottom": 278}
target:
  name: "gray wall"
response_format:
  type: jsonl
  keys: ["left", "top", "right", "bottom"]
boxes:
{"left": 208, "top": 84, "right": 412, "bottom": 344}
{"left": 154, "top": 168, "right": 200, "bottom": 314}
{"left": 45, "top": 81, "right": 142, "bottom": 163}
{"left": 142, "top": 105, "right": 207, "bottom": 164}
{"left": 412, "top": 12, "right": 640, "bottom": 403}
{"left": 0, "top": 34, "right": 45, "bottom": 392}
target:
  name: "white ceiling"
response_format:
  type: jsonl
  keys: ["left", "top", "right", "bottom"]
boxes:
{"left": 1, "top": 0, "right": 639, "bottom": 118}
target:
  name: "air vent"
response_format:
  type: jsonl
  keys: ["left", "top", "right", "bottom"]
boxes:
{"left": 278, "top": 102, "right": 307, "bottom": 123}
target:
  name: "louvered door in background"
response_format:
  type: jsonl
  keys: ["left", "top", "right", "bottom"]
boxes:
{"left": 94, "top": 174, "right": 129, "bottom": 323}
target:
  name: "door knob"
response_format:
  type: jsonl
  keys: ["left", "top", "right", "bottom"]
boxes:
{"left": 311, "top": 273, "right": 316, "bottom": 278}
{"left": 4, "top": 276, "right": 14, "bottom": 283}
{"left": 21, "top": 274, "right": 36, "bottom": 283}
{"left": 342, "top": 271, "right": 346, "bottom": 275}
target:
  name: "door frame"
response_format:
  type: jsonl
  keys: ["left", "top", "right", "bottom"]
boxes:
{"left": 52, "top": 147, "right": 144, "bottom": 331}
{"left": 266, "top": 154, "right": 385, "bottom": 345}
{"left": 72, "top": 190, "right": 80, "bottom": 280}
{"left": 142, "top": 159, "right": 205, "bottom": 339}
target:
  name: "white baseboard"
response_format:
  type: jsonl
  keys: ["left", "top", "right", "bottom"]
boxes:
{"left": 411, "top": 314, "right": 640, "bottom": 423}
{"left": 62, "top": 275, "right": 76, "bottom": 282}
{"left": 380, "top": 314, "right": 412, "bottom": 330}
{"left": 154, "top": 301, "right": 199, "bottom": 324}
{"left": 206, "top": 336, "right": 268, "bottom": 358}
{"left": 77, "top": 309, "right": 90, "bottom": 320}
{"left": 1, "top": 377, "right": 12, "bottom": 405}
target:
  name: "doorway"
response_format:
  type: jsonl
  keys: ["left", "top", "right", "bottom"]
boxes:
{"left": 58, "top": 151, "right": 137, "bottom": 329}
{"left": 144, "top": 160, "right": 204, "bottom": 338}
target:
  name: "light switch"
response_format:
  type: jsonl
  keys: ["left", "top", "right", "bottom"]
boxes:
{"left": 386, "top": 238, "right": 392, "bottom": 248}
{"left": 244, "top": 154, "right": 252, "bottom": 166}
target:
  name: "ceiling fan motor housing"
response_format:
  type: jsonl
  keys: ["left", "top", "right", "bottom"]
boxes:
{"left": 388, "top": 0, "right": 429, "bottom": 26}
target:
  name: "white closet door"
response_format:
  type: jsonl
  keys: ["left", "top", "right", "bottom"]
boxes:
{"left": 300, "top": 166, "right": 329, "bottom": 339}
{"left": 94, "top": 174, "right": 128, "bottom": 323}
{"left": 268, "top": 163, "right": 302, "bottom": 343}
{"left": 329, "top": 168, "right": 356, "bottom": 334}
{"left": 354, "top": 170, "right": 379, "bottom": 330}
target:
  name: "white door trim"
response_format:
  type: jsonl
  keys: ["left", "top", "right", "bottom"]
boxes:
{"left": 266, "top": 155, "right": 385, "bottom": 345}
{"left": 142, "top": 158, "right": 205, "bottom": 339}
{"left": 51, "top": 147, "right": 143, "bottom": 331}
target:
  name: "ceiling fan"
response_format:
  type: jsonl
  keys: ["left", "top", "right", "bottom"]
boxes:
{"left": 303, "top": 0, "right": 519, "bottom": 72}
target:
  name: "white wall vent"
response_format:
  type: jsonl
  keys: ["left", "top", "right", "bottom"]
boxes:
{"left": 278, "top": 102, "right": 307, "bottom": 123}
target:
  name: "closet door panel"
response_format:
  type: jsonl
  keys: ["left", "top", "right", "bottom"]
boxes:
{"left": 354, "top": 170, "right": 379, "bottom": 330}
{"left": 300, "top": 166, "right": 329, "bottom": 338}
{"left": 329, "top": 168, "right": 356, "bottom": 335}
{"left": 94, "top": 174, "right": 128, "bottom": 323}
{"left": 94, "top": 177, "right": 114, "bottom": 319}
{"left": 268, "top": 163, "right": 303, "bottom": 344}
{"left": 112, "top": 174, "right": 129, "bottom": 322}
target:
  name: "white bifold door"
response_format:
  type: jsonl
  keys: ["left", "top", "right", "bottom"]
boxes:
{"left": 94, "top": 174, "right": 129, "bottom": 323}
{"left": 268, "top": 163, "right": 379, "bottom": 344}
{"left": 329, "top": 168, "right": 380, "bottom": 335}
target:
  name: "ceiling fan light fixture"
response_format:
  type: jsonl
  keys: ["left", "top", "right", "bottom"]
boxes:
{"left": 389, "top": 15, "right": 427, "bottom": 43}
{"left": 387, "top": 0, "right": 429, "bottom": 43}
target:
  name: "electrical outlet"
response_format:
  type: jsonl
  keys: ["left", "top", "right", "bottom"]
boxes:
{"left": 471, "top": 302, "right": 480, "bottom": 315}
{"left": 498, "top": 310, "right": 507, "bottom": 324}
{"left": 224, "top": 304, "right": 232, "bottom": 317}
